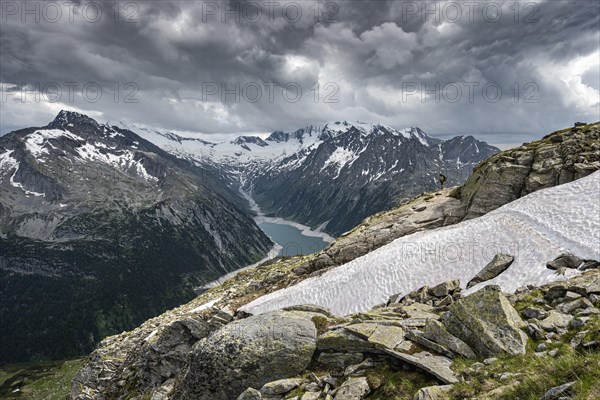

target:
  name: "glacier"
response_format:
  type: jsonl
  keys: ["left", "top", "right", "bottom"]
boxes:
{"left": 241, "top": 171, "right": 600, "bottom": 316}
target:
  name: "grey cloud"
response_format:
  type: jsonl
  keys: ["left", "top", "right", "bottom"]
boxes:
{"left": 0, "top": 0, "right": 598, "bottom": 142}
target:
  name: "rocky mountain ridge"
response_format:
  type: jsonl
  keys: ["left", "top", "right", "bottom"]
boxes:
{"left": 0, "top": 111, "right": 272, "bottom": 364}
{"left": 70, "top": 122, "right": 600, "bottom": 399}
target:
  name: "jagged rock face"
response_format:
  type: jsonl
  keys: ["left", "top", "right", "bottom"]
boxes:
{"left": 172, "top": 310, "right": 318, "bottom": 400}
{"left": 249, "top": 124, "right": 498, "bottom": 236}
{"left": 442, "top": 286, "right": 528, "bottom": 357}
{"left": 457, "top": 123, "right": 600, "bottom": 219}
{"left": 0, "top": 111, "right": 272, "bottom": 364}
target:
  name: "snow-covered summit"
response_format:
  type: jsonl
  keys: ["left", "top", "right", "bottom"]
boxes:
{"left": 241, "top": 171, "right": 600, "bottom": 316}
{"left": 113, "top": 120, "right": 444, "bottom": 168}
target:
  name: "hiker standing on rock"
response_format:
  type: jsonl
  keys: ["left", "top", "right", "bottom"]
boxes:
{"left": 439, "top": 173, "right": 447, "bottom": 190}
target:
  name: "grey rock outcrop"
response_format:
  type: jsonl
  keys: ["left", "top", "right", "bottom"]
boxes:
{"left": 383, "top": 350, "right": 459, "bottom": 384}
{"left": 333, "top": 377, "right": 371, "bottom": 399}
{"left": 541, "top": 381, "right": 576, "bottom": 400}
{"left": 456, "top": 123, "right": 600, "bottom": 219}
{"left": 539, "top": 311, "right": 574, "bottom": 332}
{"left": 173, "top": 310, "right": 318, "bottom": 400}
{"left": 390, "top": 280, "right": 461, "bottom": 307}
{"left": 260, "top": 378, "right": 302, "bottom": 396}
{"left": 442, "top": 286, "right": 527, "bottom": 357}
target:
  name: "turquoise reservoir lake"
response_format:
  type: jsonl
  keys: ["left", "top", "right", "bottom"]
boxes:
{"left": 258, "top": 222, "right": 329, "bottom": 257}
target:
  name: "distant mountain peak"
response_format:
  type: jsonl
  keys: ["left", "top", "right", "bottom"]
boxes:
{"left": 48, "top": 110, "right": 101, "bottom": 130}
{"left": 232, "top": 136, "right": 269, "bottom": 147}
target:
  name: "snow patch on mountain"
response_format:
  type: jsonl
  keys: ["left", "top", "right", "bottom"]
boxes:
{"left": 320, "top": 147, "right": 360, "bottom": 178}
{"left": 14, "top": 127, "right": 159, "bottom": 183}
{"left": 241, "top": 171, "right": 600, "bottom": 316}
{"left": 0, "top": 150, "right": 18, "bottom": 175}
{"left": 74, "top": 142, "right": 157, "bottom": 182}
{"left": 0, "top": 149, "right": 45, "bottom": 196}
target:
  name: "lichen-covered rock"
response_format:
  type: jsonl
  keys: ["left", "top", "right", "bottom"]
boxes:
{"left": 422, "top": 320, "right": 476, "bottom": 359}
{"left": 301, "top": 392, "right": 321, "bottom": 400}
{"left": 442, "top": 285, "right": 527, "bottom": 357}
{"left": 172, "top": 310, "right": 318, "bottom": 400}
{"left": 467, "top": 254, "right": 514, "bottom": 289}
{"left": 259, "top": 378, "right": 302, "bottom": 396}
{"left": 333, "top": 377, "right": 371, "bottom": 400}
{"left": 383, "top": 350, "right": 459, "bottom": 384}
{"left": 237, "top": 388, "right": 262, "bottom": 400}
{"left": 539, "top": 311, "right": 574, "bottom": 332}
{"left": 317, "top": 328, "right": 376, "bottom": 353}
{"left": 413, "top": 384, "right": 453, "bottom": 400}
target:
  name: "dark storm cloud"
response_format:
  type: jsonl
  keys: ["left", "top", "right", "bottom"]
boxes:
{"left": 0, "top": 0, "right": 598, "bottom": 146}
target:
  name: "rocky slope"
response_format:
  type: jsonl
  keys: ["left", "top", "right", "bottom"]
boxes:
{"left": 69, "top": 122, "right": 599, "bottom": 399}
{"left": 0, "top": 111, "right": 272, "bottom": 364}
{"left": 455, "top": 122, "right": 600, "bottom": 219}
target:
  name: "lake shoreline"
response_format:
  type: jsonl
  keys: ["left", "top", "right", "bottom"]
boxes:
{"left": 239, "top": 187, "right": 335, "bottom": 243}
{"left": 195, "top": 188, "right": 334, "bottom": 293}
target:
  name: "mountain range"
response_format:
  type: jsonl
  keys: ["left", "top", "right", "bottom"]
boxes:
{"left": 127, "top": 120, "right": 500, "bottom": 235}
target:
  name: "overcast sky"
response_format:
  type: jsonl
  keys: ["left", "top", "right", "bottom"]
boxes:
{"left": 1, "top": 0, "right": 599, "bottom": 147}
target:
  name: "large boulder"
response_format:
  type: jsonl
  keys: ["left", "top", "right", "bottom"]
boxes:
{"left": 442, "top": 286, "right": 528, "bottom": 357}
{"left": 467, "top": 254, "right": 514, "bottom": 289}
{"left": 172, "top": 310, "right": 319, "bottom": 400}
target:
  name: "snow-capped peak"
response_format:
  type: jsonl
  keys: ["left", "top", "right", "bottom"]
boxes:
{"left": 49, "top": 110, "right": 100, "bottom": 130}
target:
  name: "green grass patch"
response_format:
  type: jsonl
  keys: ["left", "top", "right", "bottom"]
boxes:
{"left": 367, "top": 364, "right": 438, "bottom": 399}
{"left": 451, "top": 346, "right": 600, "bottom": 399}
{"left": 0, "top": 358, "right": 85, "bottom": 399}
